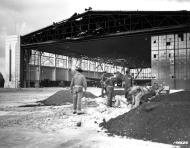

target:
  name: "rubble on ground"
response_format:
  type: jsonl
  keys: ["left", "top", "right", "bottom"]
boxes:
{"left": 1, "top": 87, "right": 190, "bottom": 147}
{"left": 39, "top": 89, "right": 97, "bottom": 106}
{"left": 100, "top": 91, "right": 190, "bottom": 145}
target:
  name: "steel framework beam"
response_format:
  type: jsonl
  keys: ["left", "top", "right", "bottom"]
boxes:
{"left": 21, "top": 10, "right": 190, "bottom": 45}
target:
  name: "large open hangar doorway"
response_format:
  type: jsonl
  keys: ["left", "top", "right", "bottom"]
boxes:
{"left": 20, "top": 33, "right": 151, "bottom": 88}
{"left": 5, "top": 10, "right": 190, "bottom": 89}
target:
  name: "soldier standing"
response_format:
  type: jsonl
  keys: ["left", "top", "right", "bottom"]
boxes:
{"left": 105, "top": 73, "right": 118, "bottom": 107}
{"left": 123, "top": 68, "right": 133, "bottom": 104}
{"left": 100, "top": 71, "right": 107, "bottom": 97}
{"left": 70, "top": 67, "right": 87, "bottom": 115}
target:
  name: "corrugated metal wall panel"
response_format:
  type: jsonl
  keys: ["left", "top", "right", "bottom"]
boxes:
{"left": 151, "top": 32, "right": 190, "bottom": 90}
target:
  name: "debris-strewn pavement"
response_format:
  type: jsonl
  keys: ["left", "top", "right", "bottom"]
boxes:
{"left": 0, "top": 87, "right": 180, "bottom": 148}
{"left": 39, "top": 89, "right": 97, "bottom": 106}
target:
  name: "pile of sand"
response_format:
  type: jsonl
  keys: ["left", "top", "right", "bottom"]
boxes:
{"left": 100, "top": 91, "right": 190, "bottom": 145}
{"left": 39, "top": 90, "right": 97, "bottom": 106}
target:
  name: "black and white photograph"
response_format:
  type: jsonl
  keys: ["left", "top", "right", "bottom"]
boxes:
{"left": 0, "top": 0, "right": 190, "bottom": 147}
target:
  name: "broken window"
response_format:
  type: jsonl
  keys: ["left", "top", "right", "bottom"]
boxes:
{"left": 178, "top": 33, "right": 184, "bottom": 41}
{"left": 166, "top": 42, "right": 171, "bottom": 46}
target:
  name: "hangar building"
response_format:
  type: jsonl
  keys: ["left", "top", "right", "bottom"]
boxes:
{"left": 4, "top": 10, "right": 190, "bottom": 89}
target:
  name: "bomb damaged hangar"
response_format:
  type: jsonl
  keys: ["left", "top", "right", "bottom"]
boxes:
{"left": 4, "top": 10, "right": 190, "bottom": 89}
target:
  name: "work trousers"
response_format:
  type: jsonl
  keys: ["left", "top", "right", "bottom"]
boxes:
{"left": 73, "top": 86, "right": 83, "bottom": 112}
{"left": 106, "top": 86, "right": 114, "bottom": 107}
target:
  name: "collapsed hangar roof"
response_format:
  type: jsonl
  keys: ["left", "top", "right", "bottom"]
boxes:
{"left": 21, "top": 10, "right": 190, "bottom": 68}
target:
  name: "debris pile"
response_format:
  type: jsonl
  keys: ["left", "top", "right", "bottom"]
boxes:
{"left": 39, "top": 90, "right": 97, "bottom": 106}
{"left": 100, "top": 91, "right": 190, "bottom": 145}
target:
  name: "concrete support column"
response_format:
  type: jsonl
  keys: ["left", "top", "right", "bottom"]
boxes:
{"left": 28, "top": 52, "right": 31, "bottom": 87}
{"left": 66, "top": 56, "right": 69, "bottom": 69}
{"left": 35, "top": 51, "right": 41, "bottom": 88}
{"left": 20, "top": 47, "right": 24, "bottom": 87}
{"left": 102, "top": 63, "right": 105, "bottom": 71}
{"left": 87, "top": 60, "right": 90, "bottom": 71}
{"left": 95, "top": 62, "right": 98, "bottom": 72}
{"left": 66, "top": 56, "right": 70, "bottom": 81}
{"left": 52, "top": 54, "right": 56, "bottom": 81}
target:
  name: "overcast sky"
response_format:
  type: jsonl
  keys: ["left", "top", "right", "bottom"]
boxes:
{"left": 0, "top": 0, "right": 190, "bottom": 36}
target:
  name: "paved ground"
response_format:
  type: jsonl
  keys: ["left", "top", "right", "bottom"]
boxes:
{"left": 0, "top": 87, "right": 178, "bottom": 148}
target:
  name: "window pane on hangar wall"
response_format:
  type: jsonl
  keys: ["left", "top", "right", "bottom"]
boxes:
{"left": 68, "top": 57, "right": 72, "bottom": 69}
{"left": 175, "top": 49, "right": 186, "bottom": 80}
{"left": 167, "top": 49, "right": 174, "bottom": 79}
{"left": 180, "top": 49, "right": 187, "bottom": 80}
{"left": 159, "top": 35, "right": 166, "bottom": 50}
{"left": 151, "top": 37, "right": 159, "bottom": 80}
{"left": 81, "top": 59, "right": 88, "bottom": 71}
{"left": 110, "top": 66, "right": 115, "bottom": 73}
{"left": 41, "top": 52, "right": 55, "bottom": 67}
{"left": 89, "top": 61, "right": 96, "bottom": 71}
{"left": 151, "top": 36, "right": 158, "bottom": 51}
{"left": 158, "top": 34, "right": 175, "bottom": 81}
{"left": 187, "top": 33, "right": 190, "bottom": 48}
{"left": 152, "top": 33, "right": 190, "bottom": 84}
{"left": 187, "top": 33, "right": 190, "bottom": 80}
{"left": 158, "top": 48, "right": 168, "bottom": 80}
{"left": 104, "top": 64, "right": 110, "bottom": 73}
{"left": 175, "top": 49, "right": 179, "bottom": 80}
{"left": 179, "top": 33, "right": 187, "bottom": 49}
{"left": 56, "top": 57, "right": 67, "bottom": 68}
{"left": 30, "top": 50, "right": 40, "bottom": 65}
{"left": 130, "top": 68, "right": 151, "bottom": 80}
{"left": 166, "top": 34, "right": 175, "bottom": 80}
{"left": 151, "top": 34, "right": 175, "bottom": 86}
{"left": 174, "top": 33, "right": 189, "bottom": 81}
{"left": 187, "top": 48, "right": 190, "bottom": 79}
{"left": 166, "top": 34, "right": 175, "bottom": 50}
{"left": 96, "top": 62, "right": 103, "bottom": 72}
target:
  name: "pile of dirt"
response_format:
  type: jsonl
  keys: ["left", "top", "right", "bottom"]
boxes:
{"left": 100, "top": 91, "right": 190, "bottom": 145}
{"left": 39, "top": 90, "right": 97, "bottom": 106}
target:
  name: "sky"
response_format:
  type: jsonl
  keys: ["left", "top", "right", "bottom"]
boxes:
{"left": 0, "top": 0, "right": 190, "bottom": 37}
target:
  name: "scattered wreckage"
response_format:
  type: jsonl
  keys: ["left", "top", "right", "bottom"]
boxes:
{"left": 114, "top": 83, "right": 170, "bottom": 109}
{"left": 101, "top": 71, "right": 170, "bottom": 109}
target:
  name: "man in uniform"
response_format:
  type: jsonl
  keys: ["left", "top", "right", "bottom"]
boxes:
{"left": 123, "top": 68, "right": 133, "bottom": 104}
{"left": 100, "top": 71, "right": 107, "bottom": 97}
{"left": 70, "top": 67, "right": 87, "bottom": 115}
{"left": 104, "top": 73, "right": 119, "bottom": 107}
